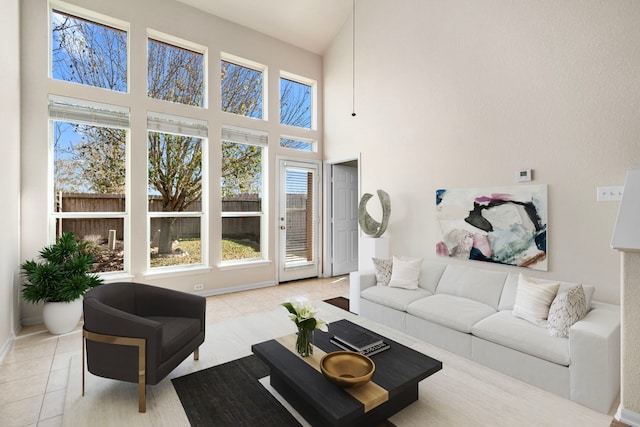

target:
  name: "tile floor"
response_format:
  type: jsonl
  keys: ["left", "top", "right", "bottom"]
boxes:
{"left": 0, "top": 276, "right": 349, "bottom": 426}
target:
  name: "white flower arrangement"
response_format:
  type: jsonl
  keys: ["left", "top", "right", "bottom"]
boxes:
{"left": 281, "top": 300, "right": 328, "bottom": 357}
{"left": 281, "top": 300, "right": 328, "bottom": 332}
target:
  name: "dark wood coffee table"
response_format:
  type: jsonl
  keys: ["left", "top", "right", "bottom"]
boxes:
{"left": 252, "top": 319, "right": 442, "bottom": 426}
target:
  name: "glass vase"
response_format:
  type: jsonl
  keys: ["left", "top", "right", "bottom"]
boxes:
{"left": 296, "top": 326, "right": 314, "bottom": 357}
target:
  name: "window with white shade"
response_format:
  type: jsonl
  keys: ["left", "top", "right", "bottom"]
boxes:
{"left": 49, "top": 95, "right": 130, "bottom": 274}
{"left": 147, "top": 113, "right": 207, "bottom": 270}
{"left": 221, "top": 127, "right": 267, "bottom": 263}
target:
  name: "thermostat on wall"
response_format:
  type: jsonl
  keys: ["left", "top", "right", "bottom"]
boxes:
{"left": 517, "top": 169, "right": 532, "bottom": 182}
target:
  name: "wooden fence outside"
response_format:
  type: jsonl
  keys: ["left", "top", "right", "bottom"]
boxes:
{"left": 56, "top": 194, "right": 284, "bottom": 242}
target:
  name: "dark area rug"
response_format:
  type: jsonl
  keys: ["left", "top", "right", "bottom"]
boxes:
{"left": 172, "top": 355, "right": 301, "bottom": 426}
{"left": 611, "top": 419, "right": 630, "bottom": 427}
{"left": 323, "top": 296, "right": 350, "bottom": 312}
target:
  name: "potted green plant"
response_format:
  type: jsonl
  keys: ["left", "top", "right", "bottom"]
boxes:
{"left": 21, "top": 232, "right": 103, "bottom": 334}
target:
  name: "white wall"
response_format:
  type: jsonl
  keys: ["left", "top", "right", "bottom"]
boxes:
{"left": 324, "top": 0, "right": 640, "bottom": 304}
{"left": 20, "top": 0, "right": 323, "bottom": 323}
{"left": 0, "top": 0, "right": 22, "bottom": 354}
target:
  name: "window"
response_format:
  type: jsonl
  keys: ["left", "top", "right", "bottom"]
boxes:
{"left": 51, "top": 8, "right": 127, "bottom": 92}
{"left": 221, "top": 56, "right": 264, "bottom": 119}
{"left": 148, "top": 34, "right": 205, "bottom": 107}
{"left": 221, "top": 127, "right": 267, "bottom": 263}
{"left": 280, "top": 74, "right": 313, "bottom": 129}
{"left": 280, "top": 137, "right": 314, "bottom": 152}
{"left": 50, "top": 96, "right": 129, "bottom": 274}
{"left": 148, "top": 113, "right": 207, "bottom": 270}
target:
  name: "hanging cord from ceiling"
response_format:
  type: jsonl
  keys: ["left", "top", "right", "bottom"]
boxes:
{"left": 351, "top": 0, "right": 356, "bottom": 117}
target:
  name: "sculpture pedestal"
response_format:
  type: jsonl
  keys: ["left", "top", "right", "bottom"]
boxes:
{"left": 359, "top": 237, "right": 389, "bottom": 273}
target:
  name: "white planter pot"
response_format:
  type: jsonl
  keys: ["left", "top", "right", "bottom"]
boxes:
{"left": 43, "top": 298, "right": 83, "bottom": 335}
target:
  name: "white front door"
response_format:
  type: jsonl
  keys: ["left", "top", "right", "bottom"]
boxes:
{"left": 331, "top": 164, "right": 359, "bottom": 275}
{"left": 278, "top": 159, "right": 321, "bottom": 282}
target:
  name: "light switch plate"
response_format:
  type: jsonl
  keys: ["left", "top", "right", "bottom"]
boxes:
{"left": 597, "top": 186, "right": 624, "bottom": 202}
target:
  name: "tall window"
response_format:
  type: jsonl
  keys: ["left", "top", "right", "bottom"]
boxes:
{"left": 280, "top": 72, "right": 316, "bottom": 152}
{"left": 148, "top": 113, "right": 207, "bottom": 270}
{"left": 50, "top": 96, "right": 129, "bottom": 274}
{"left": 51, "top": 8, "right": 128, "bottom": 92}
{"left": 221, "top": 57, "right": 264, "bottom": 119}
{"left": 147, "top": 34, "right": 205, "bottom": 107}
{"left": 221, "top": 127, "right": 267, "bottom": 263}
{"left": 280, "top": 76, "right": 312, "bottom": 129}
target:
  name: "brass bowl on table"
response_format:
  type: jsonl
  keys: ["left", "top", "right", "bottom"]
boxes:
{"left": 320, "top": 351, "right": 375, "bottom": 388}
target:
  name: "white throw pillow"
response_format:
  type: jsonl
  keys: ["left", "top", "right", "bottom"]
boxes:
{"left": 372, "top": 257, "right": 393, "bottom": 286}
{"left": 388, "top": 256, "right": 422, "bottom": 290}
{"left": 512, "top": 274, "right": 560, "bottom": 327}
{"left": 547, "top": 284, "right": 587, "bottom": 338}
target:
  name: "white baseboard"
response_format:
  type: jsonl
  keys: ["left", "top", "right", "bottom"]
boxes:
{"left": 0, "top": 334, "right": 14, "bottom": 364}
{"left": 193, "top": 280, "right": 277, "bottom": 297}
{"left": 616, "top": 404, "right": 640, "bottom": 427}
{"left": 21, "top": 315, "right": 43, "bottom": 326}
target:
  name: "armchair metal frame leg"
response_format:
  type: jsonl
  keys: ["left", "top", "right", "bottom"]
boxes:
{"left": 82, "top": 329, "right": 147, "bottom": 413}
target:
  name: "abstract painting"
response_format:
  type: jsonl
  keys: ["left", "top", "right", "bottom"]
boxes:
{"left": 436, "top": 185, "right": 548, "bottom": 271}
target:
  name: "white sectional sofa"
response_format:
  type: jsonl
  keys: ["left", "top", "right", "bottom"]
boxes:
{"left": 358, "top": 259, "right": 620, "bottom": 413}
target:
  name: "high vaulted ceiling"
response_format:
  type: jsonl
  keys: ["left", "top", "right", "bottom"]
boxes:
{"left": 176, "top": 0, "right": 352, "bottom": 55}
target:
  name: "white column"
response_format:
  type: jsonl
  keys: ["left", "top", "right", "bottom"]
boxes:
{"left": 617, "top": 252, "right": 640, "bottom": 426}
{"left": 611, "top": 170, "right": 640, "bottom": 426}
{"left": 349, "top": 237, "right": 390, "bottom": 314}
{"left": 358, "top": 237, "right": 389, "bottom": 274}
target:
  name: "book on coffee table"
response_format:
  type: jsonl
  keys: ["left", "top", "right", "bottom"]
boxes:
{"left": 330, "top": 337, "right": 390, "bottom": 356}
{"left": 330, "top": 326, "right": 390, "bottom": 355}
{"left": 332, "top": 327, "right": 383, "bottom": 350}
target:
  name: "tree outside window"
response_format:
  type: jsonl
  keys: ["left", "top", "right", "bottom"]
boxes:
{"left": 49, "top": 6, "right": 319, "bottom": 271}
{"left": 221, "top": 60, "right": 263, "bottom": 119}
{"left": 221, "top": 137, "right": 264, "bottom": 262}
{"left": 51, "top": 9, "right": 127, "bottom": 92}
{"left": 52, "top": 116, "right": 127, "bottom": 273}
{"left": 148, "top": 38, "right": 204, "bottom": 107}
{"left": 280, "top": 77, "right": 312, "bottom": 129}
{"left": 148, "top": 130, "right": 204, "bottom": 268}
{"left": 280, "top": 137, "right": 314, "bottom": 152}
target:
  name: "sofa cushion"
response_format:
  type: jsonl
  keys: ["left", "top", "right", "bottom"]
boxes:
{"left": 372, "top": 257, "right": 393, "bottom": 286}
{"left": 389, "top": 256, "right": 422, "bottom": 289}
{"left": 499, "top": 273, "right": 595, "bottom": 312}
{"left": 417, "top": 259, "right": 448, "bottom": 293}
{"left": 547, "top": 285, "right": 587, "bottom": 338}
{"left": 361, "top": 286, "right": 432, "bottom": 311}
{"left": 147, "top": 316, "right": 201, "bottom": 362}
{"left": 471, "top": 310, "right": 570, "bottom": 366}
{"left": 406, "top": 294, "right": 496, "bottom": 333}
{"left": 435, "top": 264, "right": 507, "bottom": 309}
{"left": 512, "top": 274, "right": 559, "bottom": 327}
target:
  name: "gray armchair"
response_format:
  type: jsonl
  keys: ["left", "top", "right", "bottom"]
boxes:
{"left": 82, "top": 282, "right": 205, "bottom": 412}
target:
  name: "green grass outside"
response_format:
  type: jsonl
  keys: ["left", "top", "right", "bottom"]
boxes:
{"left": 150, "top": 238, "right": 260, "bottom": 268}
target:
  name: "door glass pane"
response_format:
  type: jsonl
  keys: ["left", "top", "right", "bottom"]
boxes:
{"left": 285, "top": 169, "right": 314, "bottom": 264}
